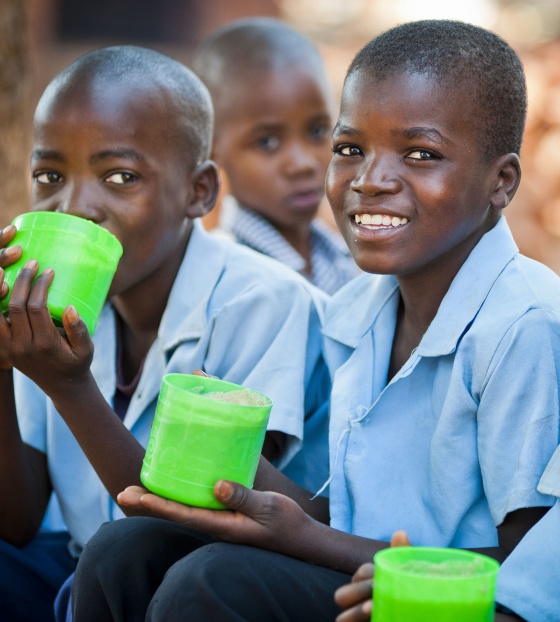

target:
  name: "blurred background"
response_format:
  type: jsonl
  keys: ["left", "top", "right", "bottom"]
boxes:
{"left": 2, "top": 0, "right": 560, "bottom": 271}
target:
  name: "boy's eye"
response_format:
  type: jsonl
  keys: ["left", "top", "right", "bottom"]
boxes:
{"left": 255, "top": 135, "right": 280, "bottom": 152}
{"left": 408, "top": 149, "right": 437, "bottom": 161}
{"left": 105, "top": 172, "right": 136, "bottom": 184}
{"left": 309, "top": 124, "right": 331, "bottom": 142}
{"left": 333, "top": 145, "right": 362, "bottom": 157}
{"left": 33, "top": 171, "right": 62, "bottom": 184}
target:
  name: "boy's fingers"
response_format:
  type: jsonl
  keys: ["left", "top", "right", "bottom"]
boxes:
{"left": 7, "top": 260, "right": 39, "bottom": 338}
{"left": 335, "top": 600, "right": 372, "bottom": 622}
{"left": 352, "top": 562, "right": 374, "bottom": 582}
{"left": 390, "top": 530, "right": 411, "bottom": 547}
{"left": 62, "top": 306, "right": 92, "bottom": 353}
{"left": 334, "top": 578, "right": 373, "bottom": 609}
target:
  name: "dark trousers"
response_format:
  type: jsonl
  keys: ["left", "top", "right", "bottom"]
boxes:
{"left": 0, "top": 531, "right": 77, "bottom": 622}
{"left": 72, "top": 517, "right": 351, "bottom": 622}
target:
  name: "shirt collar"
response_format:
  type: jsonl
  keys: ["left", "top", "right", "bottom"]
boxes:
{"left": 220, "top": 196, "right": 352, "bottom": 265}
{"left": 220, "top": 196, "right": 306, "bottom": 271}
{"left": 323, "top": 217, "right": 519, "bottom": 355}
{"left": 417, "top": 217, "right": 518, "bottom": 356}
{"left": 157, "top": 220, "right": 229, "bottom": 351}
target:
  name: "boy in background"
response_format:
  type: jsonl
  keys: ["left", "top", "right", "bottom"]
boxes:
{"left": 0, "top": 45, "right": 328, "bottom": 621}
{"left": 192, "top": 17, "right": 360, "bottom": 295}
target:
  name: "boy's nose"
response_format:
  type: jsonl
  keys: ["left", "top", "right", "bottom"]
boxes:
{"left": 55, "top": 184, "right": 103, "bottom": 223}
{"left": 284, "top": 141, "right": 320, "bottom": 176}
{"left": 351, "top": 156, "right": 401, "bottom": 195}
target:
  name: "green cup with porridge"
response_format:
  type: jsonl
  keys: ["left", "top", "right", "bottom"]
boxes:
{"left": 141, "top": 373, "right": 273, "bottom": 510}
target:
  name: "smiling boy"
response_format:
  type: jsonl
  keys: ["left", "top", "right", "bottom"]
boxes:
{"left": 0, "top": 45, "right": 328, "bottom": 621}
{"left": 72, "top": 22, "right": 560, "bottom": 622}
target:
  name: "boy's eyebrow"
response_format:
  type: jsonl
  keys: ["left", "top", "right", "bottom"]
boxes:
{"left": 31, "top": 149, "right": 65, "bottom": 162}
{"left": 89, "top": 149, "right": 147, "bottom": 164}
{"left": 332, "top": 123, "right": 359, "bottom": 137}
{"left": 396, "top": 127, "right": 451, "bottom": 145}
{"left": 30, "top": 148, "right": 147, "bottom": 164}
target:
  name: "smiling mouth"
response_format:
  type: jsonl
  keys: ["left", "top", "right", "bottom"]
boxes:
{"left": 354, "top": 214, "right": 409, "bottom": 228}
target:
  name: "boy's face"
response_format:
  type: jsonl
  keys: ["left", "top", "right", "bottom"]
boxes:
{"left": 31, "top": 81, "right": 196, "bottom": 299}
{"left": 326, "top": 70, "right": 502, "bottom": 277}
{"left": 212, "top": 64, "right": 333, "bottom": 231}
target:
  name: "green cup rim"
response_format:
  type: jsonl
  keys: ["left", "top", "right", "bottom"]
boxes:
{"left": 374, "top": 546, "right": 500, "bottom": 580}
{"left": 162, "top": 373, "right": 273, "bottom": 409}
{"left": 12, "top": 211, "right": 123, "bottom": 258}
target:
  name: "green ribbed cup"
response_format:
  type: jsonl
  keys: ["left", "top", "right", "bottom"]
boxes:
{"left": 0, "top": 212, "right": 123, "bottom": 335}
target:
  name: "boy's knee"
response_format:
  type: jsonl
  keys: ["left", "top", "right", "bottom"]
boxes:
{"left": 148, "top": 543, "right": 259, "bottom": 620}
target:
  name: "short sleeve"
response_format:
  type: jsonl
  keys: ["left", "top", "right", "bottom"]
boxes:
{"left": 477, "top": 310, "right": 560, "bottom": 524}
{"left": 538, "top": 445, "right": 560, "bottom": 497}
{"left": 14, "top": 370, "right": 48, "bottom": 454}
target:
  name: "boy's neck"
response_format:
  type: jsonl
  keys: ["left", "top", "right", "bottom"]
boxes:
{"left": 275, "top": 222, "right": 313, "bottom": 275}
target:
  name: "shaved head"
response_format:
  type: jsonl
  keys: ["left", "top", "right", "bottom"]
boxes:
{"left": 36, "top": 45, "right": 214, "bottom": 166}
{"left": 192, "top": 18, "right": 328, "bottom": 119}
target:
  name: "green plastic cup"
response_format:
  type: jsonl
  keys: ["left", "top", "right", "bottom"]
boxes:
{"left": 140, "top": 373, "right": 273, "bottom": 510}
{"left": 0, "top": 211, "right": 123, "bottom": 335}
{"left": 372, "top": 547, "right": 500, "bottom": 622}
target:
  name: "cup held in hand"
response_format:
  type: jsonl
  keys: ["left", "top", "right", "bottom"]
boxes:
{"left": 372, "top": 546, "right": 499, "bottom": 622}
{"left": 141, "top": 373, "right": 273, "bottom": 510}
{"left": 0, "top": 211, "right": 123, "bottom": 335}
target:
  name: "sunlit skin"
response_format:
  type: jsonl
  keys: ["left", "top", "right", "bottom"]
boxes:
{"left": 212, "top": 63, "right": 333, "bottom": 266}
{"left": 326, "top": 69, "right": 520, "bottom": 378}
{"left": 32, "top": 81, "right": 208, "bottom": 327}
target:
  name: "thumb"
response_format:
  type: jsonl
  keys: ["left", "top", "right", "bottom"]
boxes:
{"left": 214, "top": 480, "right": 258, "bottom": 514}
{"left": 62, "top": 306, "right": 92, "bottom": 351}
{"left": 390, "top": 530, "right": 411, "bottom": 547}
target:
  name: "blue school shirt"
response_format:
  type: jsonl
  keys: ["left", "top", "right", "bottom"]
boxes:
{"left": 322, "top": 217, "right": 560, "bottom": 547}
{"left": 14, "top": 221, "right": 330, "bottom": 547}
{"left": 496, "top": 445, "right": 560, "bottom": 622}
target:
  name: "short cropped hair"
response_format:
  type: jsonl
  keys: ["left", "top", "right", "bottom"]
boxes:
{"left": 191, "top": 17, "right": 326, "bottom": 107}
{"left": 38, "top": 45, "right": 213, "bottom": 165}
{"left": 347, "top": 20, "right": 527, "bottom": 159}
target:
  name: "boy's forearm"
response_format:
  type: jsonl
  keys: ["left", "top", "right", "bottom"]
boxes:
{"left": 48, "top": 371, "right": 146, "bottom": 504}
{"left": 296, "top": 519, "right": 388, "bottom": 573}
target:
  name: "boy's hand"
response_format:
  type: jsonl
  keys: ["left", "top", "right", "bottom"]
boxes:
{"left": 118, "top": 481, "right": 317, "bottom": 558}
{"left": 0, "top": 260, "right": 94, "bottom": 394}
{"left": 334, "top": 531, "right": 411, "bottom": 622}
{"left": 0, "top": 225, "right": 22, "bottom": 370}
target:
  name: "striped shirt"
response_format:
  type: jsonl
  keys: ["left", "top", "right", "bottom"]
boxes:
{"left": 217, "top": 196, "right": 360, "bottom": 295}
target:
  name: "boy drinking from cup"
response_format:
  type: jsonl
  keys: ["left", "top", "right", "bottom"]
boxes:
{"left": 0, "top": 45, "right": 328, "bottom": 621}
{"left": 72, "top": 20, "right": 560, "bottom": 621}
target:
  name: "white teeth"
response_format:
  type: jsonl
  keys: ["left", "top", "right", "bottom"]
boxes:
{"left": 354, "top": 214, "right": 409, "bottom": 228}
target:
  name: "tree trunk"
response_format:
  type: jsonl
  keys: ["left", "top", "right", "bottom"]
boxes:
{"left": 0, "top": 0, "right": 31, "bottom": 226}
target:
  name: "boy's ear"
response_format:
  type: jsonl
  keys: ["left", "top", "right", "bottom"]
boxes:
{"left": 489, "top": 153, "right": 521, "bottom": 211}
{"left": 185, "top": 160, "right": 220, "bottom": 219}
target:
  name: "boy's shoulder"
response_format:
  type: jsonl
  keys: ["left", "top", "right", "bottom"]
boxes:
{"left": 183, "top": 222, "right": 328, "bottom": 309}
